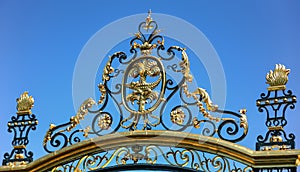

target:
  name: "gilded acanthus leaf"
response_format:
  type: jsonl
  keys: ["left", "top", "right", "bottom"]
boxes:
{"left": 67, "top": 98, "right": 96, "bottom": 131}
{"left": 180, "top": 50, "right": 193, "bottom": 82}
{"left": 192, "top": 88, "right": 218, "bottom": 112}
{"left": 239, "top": 109, "right": 248, "bottom": 135}
{"left": 43, "top": 98, "right": 96, "bottom": 146}
{"left": 180, "top": 49, "right": 219, "bottom": 121}
{"left": 98, "top": 52, "right": 126, "bottom": 104}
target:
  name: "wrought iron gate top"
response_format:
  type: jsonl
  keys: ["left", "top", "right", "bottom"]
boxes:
{"left": 0, "top": 11, "right": 299, "bottom": 172}
{"left": 41, "top": 10, "right": 248, "bottom": 152}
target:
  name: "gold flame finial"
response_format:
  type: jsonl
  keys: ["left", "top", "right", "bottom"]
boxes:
{"left": 266, "top": 64, "right": 290, "bottom": 91}
{"left": 16, "top": 91, "right": 34, "bottom": 115}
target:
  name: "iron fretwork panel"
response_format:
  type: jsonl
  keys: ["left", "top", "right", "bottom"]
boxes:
{"left": 2, "top": 92, "right": 38, "bottom": 166}
{"left": 43, "top": 11, "right": 248, "bottom": 153}
{"left": 49, "top": 145, "right": 253, "bottom": 172}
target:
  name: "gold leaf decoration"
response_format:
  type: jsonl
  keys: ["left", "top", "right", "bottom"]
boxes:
{"left": 16, "top": 91, "right": 34, "bottom": 114}
{"left": 266, "top": 64, "right": 290, "bottom": 90}
{"left": 98, "top": 114, "right": 112, "bottom": 130}
{"left": 170, "top": 108, "right": 185, "bottom": 125}
{"left": 67, "top": 98, "right": 96, "bottom": 132}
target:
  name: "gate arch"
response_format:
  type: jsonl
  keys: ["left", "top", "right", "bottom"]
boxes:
{"left": 1, "top": 11, "right": 299, "bottom": 172}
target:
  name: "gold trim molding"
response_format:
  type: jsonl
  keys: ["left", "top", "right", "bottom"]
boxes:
{"left": 13, "top": 145, "right": 26, "bottom": 149}
{"left": 0, "top": 131, "right": 299, "bottom": 172}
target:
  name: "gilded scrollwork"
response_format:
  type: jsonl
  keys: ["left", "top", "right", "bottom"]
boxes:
{"left": 3, "top": 10, "right": 299, "bottom": 172}
{"left": 50, "top": 145, "right": 253, "bottom": 172}
{"left": 43, "top": 11, "right": 249, "bottom": 154}
{"left": 68, "top": 98, "right": 96, "bottom": 131}
{"left": 84, "top": 11, "right": 248, "bottom": 138}
{"left": 43, "top": 98, "right": 96, "bottom": 153}
{"left": 98, "top": 52, "right": 126, "bottom": 104}
{"left": 179, "top": 49, "right": 219, "bottom": 119}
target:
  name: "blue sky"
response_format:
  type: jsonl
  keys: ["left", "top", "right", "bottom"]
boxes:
{"left": 0, "top": 0, "right": 300, "bottom": 166}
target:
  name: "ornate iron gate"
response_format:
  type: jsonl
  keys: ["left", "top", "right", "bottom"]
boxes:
{"left": 0, "top": 11, "right": 299, "bottom": 172}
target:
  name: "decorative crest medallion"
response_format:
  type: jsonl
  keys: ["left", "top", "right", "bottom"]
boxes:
{"left": 124, "top": 57, "right": 163, "bottom": 113}
{"left": 16, "top": 91, "right": 34, "bottom": 115}
{"left": 121, "top": 56, "right": 166, "bottom": 129}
